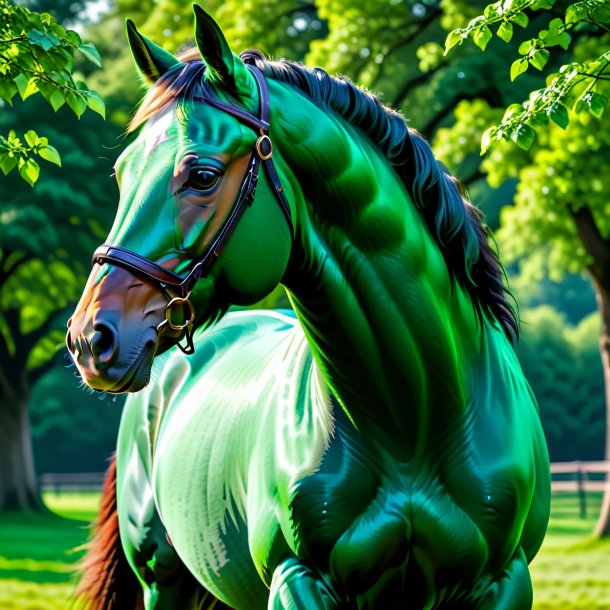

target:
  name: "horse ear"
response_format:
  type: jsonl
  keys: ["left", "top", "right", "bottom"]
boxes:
{"left": 193, "top": 5, "right": 253, "bottom": 98}
{"left": 126, "top": 19, "right": 179, "bottom": 86}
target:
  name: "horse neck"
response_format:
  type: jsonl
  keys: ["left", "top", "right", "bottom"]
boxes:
{"left": 273, "top": 84, "right": 488, "bottom": 461}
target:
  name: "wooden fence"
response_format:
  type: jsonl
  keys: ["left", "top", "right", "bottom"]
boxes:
{"left": 551, "top": 461, "right": 610, "bottom": 518}
{"left": 39, "top": 471, "right": 106, "bottom": 494}
{"left": 39, "top": 461, "right": 610, "bottom": 518}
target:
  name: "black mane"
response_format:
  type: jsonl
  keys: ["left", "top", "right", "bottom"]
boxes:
{"left": 242, "top": 50, "right": 518, "bottom": 343}
{"left": 131, "top": 49, "right": 519, "bottom": 342}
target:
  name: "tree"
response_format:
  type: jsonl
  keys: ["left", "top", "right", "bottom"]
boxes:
{"left": 0, "top": 94, "right": 118, "bottom": 510}
{"left": 442, "top": 0, "right": 610, "bottom": 536}
{"left": 0, "top": 0, "right": 116, "bottom": 510}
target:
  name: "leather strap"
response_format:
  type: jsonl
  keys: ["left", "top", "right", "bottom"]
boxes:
{"left": 92, "top": 64, "right": 292, "bottom": 353}
{"left": 93, "top": 245, "right": 185, "bottom": 287}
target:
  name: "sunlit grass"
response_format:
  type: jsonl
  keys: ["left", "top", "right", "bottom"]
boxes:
{"left": 0, "top": 492, "right": 99, "bottom": 609}
{"left": 531, "top": 493, "right": 610, "bottom": 610}
{"left": 1, "top": 491, "right": 609, "bottom": 608}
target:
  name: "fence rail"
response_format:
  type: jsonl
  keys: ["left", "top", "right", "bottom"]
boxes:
{"left": 39, "top": 461, "right": 610, "bottom": 516}
{"left": 550, "top": 460, "right": 610, "bottom": 518}
{"left": 39, "top": 471, "right": 106, "bottom": 494}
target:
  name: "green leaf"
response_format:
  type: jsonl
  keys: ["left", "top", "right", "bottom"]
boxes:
{"left": 549, "top": 17, "right": 563, "bottom": 30}
{"left": 49, "top": 88, "right": 65, "bottom": 111}
{"left": 24, "top": 130, "right": 38, "bottom": 148}
{"left": 77, "top": 43, "right": 102, "bottom": 68}
{"left": 84, "top": 90, "right": 105, "bottom": 118}
{"left": 40, "top": 12, "right": 54, "bottom": 26}
{"left": 484, "top": 3, "right": 499, "bottom": 19}
{"left": 557, "top": 32, "right": 571, "bottom": 50}
{"left": 13, "top": 73, "right": 29, "bottom": 98}
{"left": 588, "top": 92, "right": 607, "bottom": 118}
{"left": 481, "top": 126, "right": 497, "bottom": 154}
{"left": 530, "top": 49, "right": 550, "bottom": 70}
{"left": 18, "top": 158, "right": 40, "bottom": 186}
{"left": 549, "top": 103, "right": 569, "bottom": 128}
{"left": 518, "top": 40, "right": 533, "bottom": 55}
{"left": 0, "top": 153, "right": 17, "bottom": 175}
{"left": 512, "top": 12, "right": 529, "bottom": 28}
{"left": 64, "top": 29, "right": 82, "bottom": 46}
{"left": 511, "top": 123, "right": 536, "bottom": 149}
{"left": 473, "top": 26, "right": 493, "bottom": 51}
{"left": 592, "top": 5, "right": 610, "bottom": 24}
{"left": 37, "top": 145, "right": 61, "bottom": 166}
{"left": 27, "top": 29, "right": 60, "bottom": 51}
{"left": 444, "top": 30, "right": 464, "bottom": 54}
{"left": 0, "top": 80, "right": 18, "bottom": 105}
{"left": 529, "top": 110, "right": 550, "bottom": 126}
{"left": 565, "top": 4, "right": 586, "bottom": 23}
{"left": 546, "top": 31, "right": 571, "bottom": 49}
{"left": 497, "top": 21, "right": 513, "bottom": 42}
{"left": 503, "top": 103, "right": 523, "bottom": 121}
{"left": 510, "top": 57, "right": 529, "bottom": 80}
{"left": 21, "top": 77, "right": 38, "bottom": 100}
{"left": 65, "top": 91, "right": 86, "bottom": 118}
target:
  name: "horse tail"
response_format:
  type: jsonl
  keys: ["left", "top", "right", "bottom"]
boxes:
{"left": 75, "top": 454, "right": 143, "bottom": 610}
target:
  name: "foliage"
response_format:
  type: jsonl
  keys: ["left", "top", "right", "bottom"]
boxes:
{"left": 517, "top": 306, "right": 605, "bottom": 461}
{"left": 0, "top": 0, "right": 104, "bottom": 184}
{"left": 30, "top": 366, "right": 124, "bottom": 474}
{"left": 0, "top": 93, "right": 117, "bottom": 377}
{"left": 445, "top": 0, "right": 610, "bottom": 151}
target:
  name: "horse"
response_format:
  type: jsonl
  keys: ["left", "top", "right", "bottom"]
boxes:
{"left": 66, "top": 6, "right": 551, "bottom": 609}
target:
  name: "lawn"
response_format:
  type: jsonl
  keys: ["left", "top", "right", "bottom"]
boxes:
{"left": 0, "top": 491, "right": 608, "bottom": 608}
{"left": 530, "top": 493, "right": 610, "bottom": 610}
{"left": 0, "top": 492, "right": 99, "bottom": 610}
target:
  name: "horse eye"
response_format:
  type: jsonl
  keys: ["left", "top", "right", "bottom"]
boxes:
{"left": 186, "top": 167, "right": 222, "bottom": 193}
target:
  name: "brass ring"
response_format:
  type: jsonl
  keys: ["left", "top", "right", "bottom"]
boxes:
{"left": 165, "top": 296, "right": 195, "bottom": 330}
{"left": 256, "top": 135, "right": 273, "bottom": 160}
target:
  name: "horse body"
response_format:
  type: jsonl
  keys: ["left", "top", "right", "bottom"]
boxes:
{"left": 117, "top": 310, "right": 334, "bottom": 609}
{"left": 115, "top": 311, "right": 548, "bottom": 609}
{"left": 67, "top": 9, "right": 550, "bottom": 609}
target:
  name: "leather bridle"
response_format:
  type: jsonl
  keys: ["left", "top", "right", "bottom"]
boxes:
{"left": 92, "top": 63, "right": 293, "bottom": 354}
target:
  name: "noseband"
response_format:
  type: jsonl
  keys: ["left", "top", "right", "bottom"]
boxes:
{"left": 92, "top": 63, "right": 293, "bottom": 354}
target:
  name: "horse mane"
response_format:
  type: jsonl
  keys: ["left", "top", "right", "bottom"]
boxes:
{"left": 129, "top": 48, "right": 519, "bottom": 343}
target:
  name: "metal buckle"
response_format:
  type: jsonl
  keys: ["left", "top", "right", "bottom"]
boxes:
{"left": 256, "top": 135, "right": 273, "bottom": 160}
{"left": 164, "top": 295, "right": 195, "bottom": 330}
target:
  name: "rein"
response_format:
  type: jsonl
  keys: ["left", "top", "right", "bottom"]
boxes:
{"left": 92, "top": 64, "right": 293, "bottom": 354}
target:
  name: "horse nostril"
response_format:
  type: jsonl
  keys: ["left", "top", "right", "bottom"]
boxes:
{"left": 90, "top": 320, "right": 118, "bottom": 366}
{"left": 66, "top": 328, "right": 75, "bottom": 354}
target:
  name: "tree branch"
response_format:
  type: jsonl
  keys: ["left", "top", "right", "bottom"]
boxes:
{"left": 372, "top": 10, "right": 441, "bottom": 88}
{"left": 0, "top": 252, "right": 34, "bottom": 293}
{"left": 420, "top": 88, "right": 503, "bottom": 137}
{"left": 392, "top": 64, "right": 444, "bottom": 109}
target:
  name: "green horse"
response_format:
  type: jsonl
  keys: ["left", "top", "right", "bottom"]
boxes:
{"left": 67, "top": 7, "right": 550, "bottom": 610}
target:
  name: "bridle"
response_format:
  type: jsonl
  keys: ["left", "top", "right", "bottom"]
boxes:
{"left": 91, "top": 63, "right": 293, "bottom": 354}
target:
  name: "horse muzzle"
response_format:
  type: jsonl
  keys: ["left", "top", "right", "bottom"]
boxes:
{"left": 66, "top": 265, "right": 170, "bottom": 393}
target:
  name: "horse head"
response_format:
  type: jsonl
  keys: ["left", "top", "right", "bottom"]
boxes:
{"left": 67, "top": 7, "right": 294, "bottom": 392}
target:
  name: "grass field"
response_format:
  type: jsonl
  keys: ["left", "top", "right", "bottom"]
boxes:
{"left": 0, "top": 492, "right": 609, "bottom": 609}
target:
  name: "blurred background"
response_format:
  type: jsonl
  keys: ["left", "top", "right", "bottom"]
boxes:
{"left": 0, "top": 0, "right": 609, "bottom": 608}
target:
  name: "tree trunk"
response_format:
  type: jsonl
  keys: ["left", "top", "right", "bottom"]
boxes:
{"left": 567, "top": 206, "right": 610, "bottom": 537}
{"left": 0, "top": 388, "right": 43, "bottom": 511}
{"left": 594, "top": 280, "right": 610, "bottom": 537}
